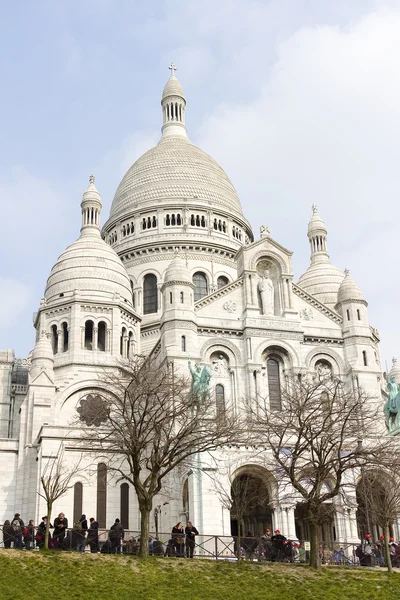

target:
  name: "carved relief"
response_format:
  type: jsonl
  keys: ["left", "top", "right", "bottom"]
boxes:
{"left": 300, "top": 308, "right": 313, "bottom": 320}
{"left": 223, "top": 300, "right": 237, "bottom": 313}
{"left": 77, "top": 394, "right": 108, "bottom": 427}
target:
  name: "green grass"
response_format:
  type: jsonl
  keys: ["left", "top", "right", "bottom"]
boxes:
{"left": 0, "top": 550, "right": 399, "bottom": 600}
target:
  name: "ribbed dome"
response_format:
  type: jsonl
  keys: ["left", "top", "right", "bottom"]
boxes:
{"left": 164, "top": 255, "right": 192, "bottom": 284}
{"left": 45, "top": 234, "right": 133, "bottom": 305}
{"left": 110, "top": 135, "right": 244, "bottom": 219}
{"left": 337, "top": 270, "right": 364, "bottom": 304}
{"left": 297, "top": 262, "right": 344, "bottom": 308}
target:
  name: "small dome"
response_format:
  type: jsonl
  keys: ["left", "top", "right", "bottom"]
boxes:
{"left": 45, "top": 234, "right": 133, "bottom": 305}
{"left": 308, "top": 204, "right": 327, "bottom": 236}
{"left": 337, "top": 270, "right": 364, "bottom": 304}
{"left": 31, "top": 333, "right": 54, "bottom": 366}
{"left": 164, "top": 255, "right": 192, "bottom": 284}
{"left": 162, "top": 76, "right": 185, "bottom": 101}
{"left": 297, "top": 262, "right": 344, "bottom": 308}
{"left": 389, "top": 358, "right": 400, "bottom": 383}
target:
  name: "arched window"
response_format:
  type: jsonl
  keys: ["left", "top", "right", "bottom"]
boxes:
{"left": 193, "top": 272, "right": 208, "bottom": 302}
{"left": 128, "top": 331, "right": 133, "bottom": 358}
{"left": 180, "top": 291, "right": 184, "bottom": 303}
{"left": 97, "top": 463, "right": 107, "bottom": 528}
{"left": 166, "top": 214, "right": 170, "bottom": 226}
{"left": 267, "top": 358, "right": 282, "bottom": 411}
{"left": 84, "top": 320, "right": 94, "bottom": 350}
{"left": 171, "top": 214, "right": 176, "bottom": 226}
{"left": 120, "top": 483, "right": 129, "bottom": 530}
{"left": 73, "top": 482, "right": 83, "bottom": 524}
{"left": 62, "top": 322, "right": 69, "bottom": 352}
{"left": 357, "top": 309, "right": 361, "bottom": 321}
{"left": 98, "top": 321, "right": 106, "bottom": 352}
{"left": 215, "top": 384, "right": 225, "bottom": 416}
{"left": 177, "top": 214, "right": 182, "bottom": 225}
{"left": 51, "top": 324, "right": 58, "bottom": 354}
{"left": 143, "top": 274, "right": 158, "bottom": 314}
{"left": 362, "top": 351, "right": 368, "bottom": 366}
{"left": 181, "top": 335, "right": 186, "bottom": 352}
{"left": 217, "top": 276, "right": 229, "bottom": 289}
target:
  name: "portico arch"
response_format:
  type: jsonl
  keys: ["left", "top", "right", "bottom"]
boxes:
{"left": 230, "top": 465, "right": 276, "bottom": 537}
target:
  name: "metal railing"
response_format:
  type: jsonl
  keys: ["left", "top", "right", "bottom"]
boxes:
{"left": 0, "top": 527, "right": 395, "bottom": 567}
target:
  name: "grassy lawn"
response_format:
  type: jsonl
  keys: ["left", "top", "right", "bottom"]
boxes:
{"left": 0, "top": 550, "right": 400, "bottom": 600}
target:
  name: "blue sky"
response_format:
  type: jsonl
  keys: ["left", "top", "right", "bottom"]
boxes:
{"left": 1, "top": 0, "right": 399, "bottom": 369}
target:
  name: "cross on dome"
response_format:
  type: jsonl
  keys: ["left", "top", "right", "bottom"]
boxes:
{"left": 168, "top": 62, "right": 177, "bottom": 77}
{"left": 312, "top": 203, "right": 318, "bottom": 214}
{"left": 89, "top": 174, "right": 95, "bottom": 184}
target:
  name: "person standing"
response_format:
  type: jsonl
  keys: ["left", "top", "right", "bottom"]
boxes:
{"left": 171, "top": 522, "right": 184, "bottom": 557}
{"left": 24, "top": 520, "right": 35, "bottom": 551}
{"left": 271, "top": 529, "right": 287, "bottom": 562}
{"left": 262, "top": 528, "right": 273, "bottom": 561}
{"left": 360, "top": 534, "right": 373, "bottom": 566}
{"left": 3, "top": 520, "right": 14, "bottom": 549}
{"left": 87, "top": 518, "right": 99, "bottom": 553}
{"left": 53, "top": 513, "right": 68, "bottom": 549}
{"left": 185, "top": 521, "right": 199, "bottom": 558}
{"left": 109, "top": 518, "right": 124, "bottom": 554}
{"left": 11, "top": 513, "right": 24, "bottom": 549}
{"left": 36, "top": 516, "right": 53, "bottom": 549}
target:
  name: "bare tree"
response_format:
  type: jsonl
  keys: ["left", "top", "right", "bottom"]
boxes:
{"left": 38, "top": 444, "right": 81, "bottom": 549}
{"left": 207, "top": 459, "right": 270, "bottom": 563}
{"left": 248, "top": 374, "right": 393, "bottom": 569}
{"left": 82, "top": 357, "right": 245, "bottom": 558}
{"left": 357, "top": 467, "right": 400, "bottom": 572}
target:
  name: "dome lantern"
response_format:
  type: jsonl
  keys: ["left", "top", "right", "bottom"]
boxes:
{"left": 80, "top": 174, "right": 102, "bottom": 236}
{"left": 161, "top": 63, "right": 187, "bottom": 139}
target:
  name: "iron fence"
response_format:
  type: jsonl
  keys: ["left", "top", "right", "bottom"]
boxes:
{"left": 0, "top": 526, "right": 394, "bottom": 567}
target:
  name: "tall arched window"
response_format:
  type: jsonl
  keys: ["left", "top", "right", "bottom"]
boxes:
{"left": 51, "top": 324, "right": 58, "bottom": 354}
{"left": 193, "top": 272, "right": 208, "bottom": 302}
{"left": 97, "top": 463, "right": 107, "bottom": 529}
{"left": 120, "top": 327, "right": 126, "bottom": 356}
{"left": 267, "top": 358, "right": 282, "bottom": 411}
{"left": 73, "top": 482, "right": 83, "bottom": 524}
{"left": 84, "top": 320, "right": 94, "bottom": 350}
{"left": 143, "top": 274, "right": 158, "bottom": 314}
{"left": 215, "top": 384, "right": 225, "bottom": 416}
{"left": 98, "top": 321, "right": 106, "bottom": 352}
{"left": 128, "top": 331, "right": 133, "bottom": 357}
{"left": 217, "top": 276, "right": 229, "bottom": 289}
{"left": 181, "top": 335, "right": 186, "bottom": 352}
{"left": 120, "top": 483, "right": 129, "bottom": 530}
{"left": 62, "top": 322, "right": 69, "bottom": 352}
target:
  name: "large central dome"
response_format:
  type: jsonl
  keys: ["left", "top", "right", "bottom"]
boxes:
{"left": 110, "top": 135, "right": 244, "bottom": 220}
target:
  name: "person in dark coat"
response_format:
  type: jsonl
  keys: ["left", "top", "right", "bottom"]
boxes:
{"left": 11, "top": 513, "right": 24, "bottom": 549}
{"left": 87, "top": 518, "right": 99, "bottom": 553}
{"left": 171, "top": 522, "right": 184, "bottom": 557}
{"left": 185, "top": 521, "right": 199, "bottom": 558}
{"left": 36, "top": 516, "right": 53, "bottom": 549}
{"left": 242, "top": 530, "right": 258, "bottom": 561}
{"left": 109, "top": 518, "right": 124, "bottom": 554}
{"left": 271, "top": 529, "right": 287, "bottom": 562}
{"left": 3, "top": 520, "right": 14, "bottom": 549}
{"left": 53, "top": 513, "right": 68, "bottom": 549}
{"left": 24, "top": 520, "right": 35, "bottom": 551}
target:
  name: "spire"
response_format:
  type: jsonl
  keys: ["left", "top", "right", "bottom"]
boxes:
{"left": 161, "top": 63, "right": 187, "bottom": 139}
{"left": 307, "top": 204, "right": 329, "bottom": 265}
{"left": 80, "top": 174, "right": 102, "bottom": 236}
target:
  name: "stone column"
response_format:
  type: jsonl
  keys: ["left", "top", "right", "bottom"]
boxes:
{"left": 57, "top": 329, "right": 62, "bottom": 353}
{"left": 106, "top": 328, "right": 112, "bottom": 353}
{"left": 251, "top": 274, "right": 258, "bottom": 307}
{"left": 282, "top": 278, "right": 289, "bottom": 310}
{"left": 81, "top": 327, "right": 85, "bottom": 349}
{"left": 284, "top": 506, "right": 297, "bottom": 540}
{"left": 93, "top": 327, "right": 98, "bottom": 351}
{"left": 244, "top": 274, "right": 252, "bottom": 306}
{"left": 122, "top": 334, "right": 128, "bottom": 358}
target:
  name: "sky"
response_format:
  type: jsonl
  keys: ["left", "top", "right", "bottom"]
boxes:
{"left": 0, "top": 0, "right": 399, "bottom": 369}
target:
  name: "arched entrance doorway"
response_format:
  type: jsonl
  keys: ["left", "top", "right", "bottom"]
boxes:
{"left": 356, "top": 474, "right": 395, "bottom": 540}
{"left": 230, "top": 470, "right": 273, "bottom": 537}
{"left": 294, "top": 503, "right": 336, "bottom": 543}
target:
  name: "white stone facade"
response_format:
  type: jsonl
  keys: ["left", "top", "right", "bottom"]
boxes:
{"left": 0, "top": 70, "right": 393, "bottom": 544}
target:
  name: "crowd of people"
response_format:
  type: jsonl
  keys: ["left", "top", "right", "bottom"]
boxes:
{"left": 3, "top": 513, "right": 400, "bottom": 566}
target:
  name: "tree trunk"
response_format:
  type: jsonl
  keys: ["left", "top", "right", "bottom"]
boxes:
{"left": 45, "top": 503, "right": 52, "bottom": 550}
{"left": 139, "top": 505, "right": 151, "bottom": 559}
{"left": 236, "top": 518, "right": 243, "bottom": 565}
{"left": 384, "top": 525, "right": 393, "bottom": 573}
{"left": 309, "top": 521, "right": 320, "bottom": 569}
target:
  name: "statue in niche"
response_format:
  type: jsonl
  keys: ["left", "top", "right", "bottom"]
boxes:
{"left": 211, "top": 354, "right": 229, "bottom": 377}
{"left": 258, "top": 270, "right": 274, "bottom": 315}
{"left": 315, "top": 361, "right": 332, "bottom": 380}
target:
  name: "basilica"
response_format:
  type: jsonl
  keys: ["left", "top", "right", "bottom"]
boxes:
{"left": 0, "top": 67, "right": 396, "bottom": 544}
